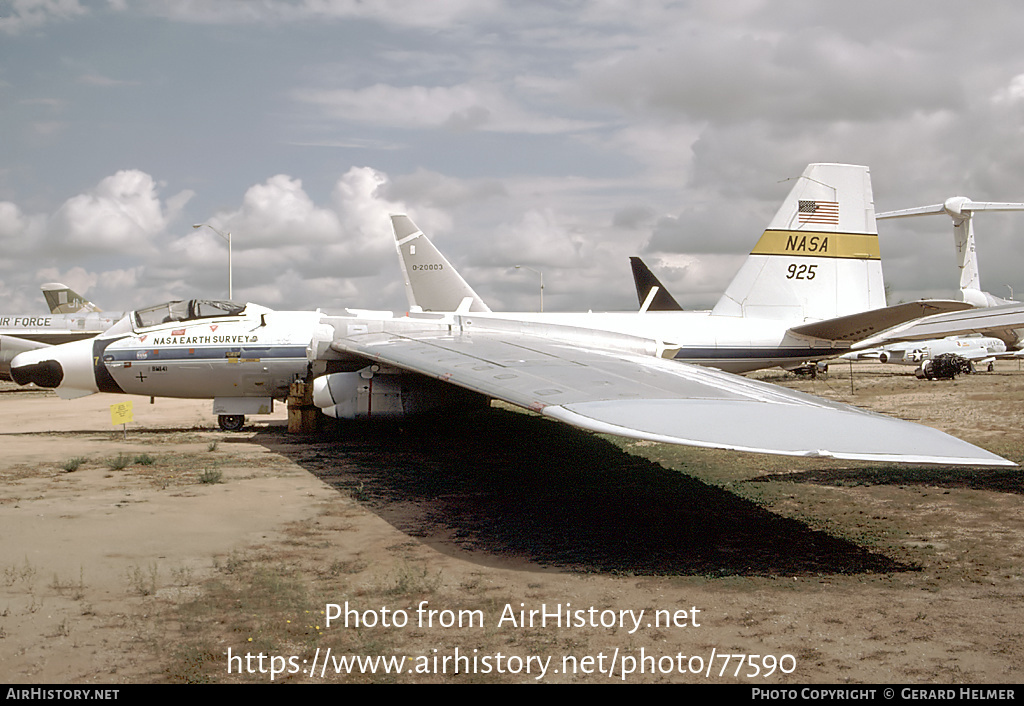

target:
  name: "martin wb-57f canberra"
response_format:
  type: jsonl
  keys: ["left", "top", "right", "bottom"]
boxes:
{"left": 9, "top": 164, "right": 1012, "bottom": 466}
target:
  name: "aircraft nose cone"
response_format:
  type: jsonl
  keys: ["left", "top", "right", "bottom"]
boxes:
{"left": 10, "top": 358, "right": 64, "bottom": 388}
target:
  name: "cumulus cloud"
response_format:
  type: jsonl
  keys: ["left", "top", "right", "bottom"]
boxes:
{"left": 50, "top": 170, "right": 192, "bottom": 254}
{"left": 32, "top": 265, "right": 98, "bottom": 294}
{"left": 0, "top": 201, "right": 48, "bottom": 254}
{"left": 212, "top": 174, "right": 342, "bottom": 247}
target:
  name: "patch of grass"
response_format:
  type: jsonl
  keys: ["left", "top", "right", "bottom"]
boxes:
{"left": 166, "top": 644, "right": 219, "bottom": 684}
{"left": 170, "top": 566, "right": 195, "bottom": 586}
{"left": 134, "top": 453, "right": 155, "bottom": 466}
{"left": 3, "top": 557, "right": 37, "bottom": 588}
{"left": 378, "top": 562, "right": 442, "bottom": 597}
{"left": 60, "top": 457, "right": 87, "bottom": 472}
{"left": 207, "top": 441, "right": 219, "bottom": 452}
{"left": 164, "top": 556, "right": 311, "bottom": 683}
{"left": 50, "top": 567, "right": 86, "bottom": 600}
{"left": 126, "top": 563, "right": 159, "bottom": 596}
{"left": 106, "top": 453, "right": 131, "bottom": 471}
{"left": 198, "top": 468, "right": 223, "bottom": 485}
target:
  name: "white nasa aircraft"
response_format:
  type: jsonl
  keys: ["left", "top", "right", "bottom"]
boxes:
{"left": 10, "top": 299, "right": 318, "bottom": 430}
{"left": 9, "top": 291, "right": 1011, "bottom": 465}
{"left": 8, "top": 164, "right": 1012, "bottom": 465}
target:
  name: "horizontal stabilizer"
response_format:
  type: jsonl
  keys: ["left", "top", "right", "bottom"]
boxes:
{"left": 853, "top": 302, "right": 1024, "bottom": 349}
{"left": 789, "top": 300, "right": 973, "bottom": 342}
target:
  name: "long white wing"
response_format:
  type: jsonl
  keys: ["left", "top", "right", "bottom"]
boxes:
{"left": 327, "top": 325, "right": 1013, "bottom": 467}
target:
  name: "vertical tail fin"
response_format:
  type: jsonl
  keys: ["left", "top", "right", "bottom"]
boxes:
{"left": 41, "top": 283, "right": 102, "bottom": 314}
{"left": 630, "top": 257, "right": 683, "bottom": 311}
{"left": 391, "top": 215, "right": 491, "bottom": 313}
{"left": 877, "top": 197, "right": 1024, "bottom": 307}
{"left": 712, "top": 163, "right": 884, "bottom": 321}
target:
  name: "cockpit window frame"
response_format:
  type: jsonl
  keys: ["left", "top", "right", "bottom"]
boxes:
{"left": 133, "top": 299, "right": 245, "bottom": 329}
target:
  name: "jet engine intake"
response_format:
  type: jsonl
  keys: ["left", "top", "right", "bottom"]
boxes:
{"left": 10, "top": 358, "right": 63, "bottom": 388}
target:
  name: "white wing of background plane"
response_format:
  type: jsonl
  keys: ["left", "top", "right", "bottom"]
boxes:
{"left": 0, "top": 334, "right": 50, "bottom": 381}
{"left": 320, "top": 317, "right": 1013, "bottom": 466}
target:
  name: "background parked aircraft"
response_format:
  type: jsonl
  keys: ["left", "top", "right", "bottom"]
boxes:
{"left": 629, "top": 257, "right": 684, "bottom": 312}
{"left": 41, "top": 283, "right": 103, "bottom": 315}
{"left": 842, "top": 335, "right": 1007, "bottom": 370}
{"left": 846, "top": 197, "right": 1024, "bottom": 368}
{"left": 0, "top": 284, "right": 118, "bottom": 380}
{"left": 877, "top": 197, "right": 1024, "bottom": 308}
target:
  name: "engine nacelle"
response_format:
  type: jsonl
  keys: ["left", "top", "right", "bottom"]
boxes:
{"left": 878, "top": 351, "right": 890, "bottom": 364}
{"left": 312, "top": 365, "right": 483, "bottom": 419}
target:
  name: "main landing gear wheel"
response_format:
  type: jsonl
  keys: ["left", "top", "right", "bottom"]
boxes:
{"left": 218, "top": 414, "right": 245, "bottom": 431}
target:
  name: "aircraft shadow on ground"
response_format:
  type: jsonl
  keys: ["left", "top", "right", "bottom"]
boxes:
{"left": 749, "top": 467, "right": 1024, "bottom": 495}
{"left": 255, "top": 409, "right": 914, "bottom": 577}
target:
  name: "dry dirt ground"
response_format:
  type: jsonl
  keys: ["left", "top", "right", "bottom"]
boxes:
{"left": 0, "top": 362, "right": 1021, "bottom": 684}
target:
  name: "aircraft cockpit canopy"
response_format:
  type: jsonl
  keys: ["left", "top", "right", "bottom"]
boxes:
{"left": 133, "top": 300, "right": 246, "bottom": 329}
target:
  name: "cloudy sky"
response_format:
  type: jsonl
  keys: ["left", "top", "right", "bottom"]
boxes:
{"left": 4, "top": 0, "right": 1024, "bottom": 316}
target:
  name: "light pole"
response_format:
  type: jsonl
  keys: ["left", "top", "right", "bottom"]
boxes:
{"left": 514, "top": 265, "right": 544, "bottom": 312}
{"left": 193, "top": 224, "right": 233, "bottom": 300}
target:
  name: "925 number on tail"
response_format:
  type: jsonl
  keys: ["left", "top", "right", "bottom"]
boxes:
{"left": 786, "top": 264, "right": 817, "bottom": 280}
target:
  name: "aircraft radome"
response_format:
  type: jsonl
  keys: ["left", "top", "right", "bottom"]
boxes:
{"left": 8, "top": 164, "right": 1014, "bottom": 466}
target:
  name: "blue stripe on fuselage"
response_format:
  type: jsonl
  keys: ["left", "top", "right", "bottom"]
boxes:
{"left": 103, "top": 345, "right": 308, "bottom": 363}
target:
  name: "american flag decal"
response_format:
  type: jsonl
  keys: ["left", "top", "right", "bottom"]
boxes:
{"left": 798, "top": 200, "right": 839, "bottom": 225}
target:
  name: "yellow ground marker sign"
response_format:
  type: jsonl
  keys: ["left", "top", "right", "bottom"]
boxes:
{"left": 110, "top": 400, "right": 134, "bottom": 426}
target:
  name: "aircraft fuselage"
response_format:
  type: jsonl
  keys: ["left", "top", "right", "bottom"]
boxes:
{"left": 458, "top": 310, "right": 847, "bottom": 373}
{"left": 0, "top": 311, "right": 119, "bottom": 344}
{"left": 10, "top": 302, "right": 320, "bottom": 404}
{"left": 97, "top": 310, "right": 318, "bottom": 400}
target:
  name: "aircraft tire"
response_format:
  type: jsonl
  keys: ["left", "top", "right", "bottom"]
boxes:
{"left": 218, "top": 414, "right": 245, "bottom": 432}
